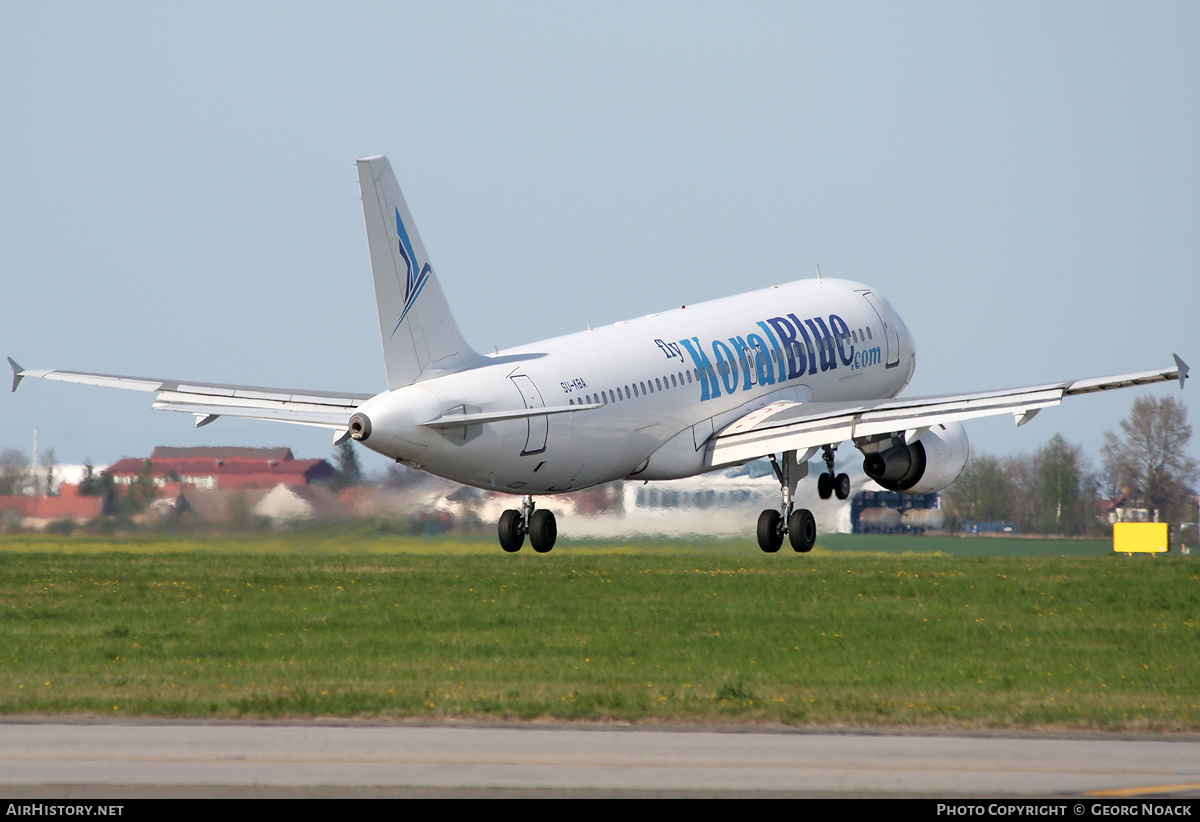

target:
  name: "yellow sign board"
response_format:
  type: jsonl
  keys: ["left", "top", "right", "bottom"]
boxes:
{"left": 1113, "top": 522, "right": 1169, "bottom": 553}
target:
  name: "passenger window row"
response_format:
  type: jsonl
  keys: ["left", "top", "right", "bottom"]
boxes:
{"left": 566, "top": 322, "right": 875, "bottom": 409}
{"left": 568, "top": 367, "right": 702, "bottom": 407}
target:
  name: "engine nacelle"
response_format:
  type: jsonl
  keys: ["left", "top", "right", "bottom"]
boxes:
{"left": 861, "top": 421, "right": 970, "bottom": 494}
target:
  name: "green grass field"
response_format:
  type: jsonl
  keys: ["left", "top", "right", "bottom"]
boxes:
{"left": 1, "top": 533, "right": 1195, "bottom": 730}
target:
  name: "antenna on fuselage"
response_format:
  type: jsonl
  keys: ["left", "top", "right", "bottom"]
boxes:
{"left": 586, "top": 317, "right": 593, "bottom": 331}
{"left": 816, "top": 264, "right": 822, "bottom": 280}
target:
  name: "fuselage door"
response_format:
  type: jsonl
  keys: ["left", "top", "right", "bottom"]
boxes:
{"left": 509, "top": 374, "right": 548, "bottom": 455}
{"left": 862, "top": 292, "right": 901, "bottom": 369}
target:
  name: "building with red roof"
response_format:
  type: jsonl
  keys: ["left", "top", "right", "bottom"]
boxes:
{"left": 106, "top": 446, "right": 333, "bottom": 491}
{"left": 0, "top": 483, "right": 104, "bottom": 529}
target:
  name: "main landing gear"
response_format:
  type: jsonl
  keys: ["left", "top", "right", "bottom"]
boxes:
{"left": 756, "top": 445, "right": 851, "bottom": 554}
{"left": 817, "top": 445, "right": 851, "bottom": 501}
{"left": 498, "top": 495, "right": 557, "bottom": 553}
{"left": 757, "top": 450, "right": 817, "bottom": 553}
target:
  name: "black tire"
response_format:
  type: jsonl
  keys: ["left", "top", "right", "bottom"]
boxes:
{"left": 498, "top": 509, "right": 524, "bottom": 552}
{"left": 757, "top": 509, "right": 783, "bottom": 553}
{"left": 835, "top": 473, "right": 851, "bottom": 500}
{"left": 529, "top": 509, "right": 557, "bottom": 553}
{"left": 788, "top": 508, "right": 816, "bottom": 553}
{"left": 817, "top": 472, "right": 833, "bottom": 500}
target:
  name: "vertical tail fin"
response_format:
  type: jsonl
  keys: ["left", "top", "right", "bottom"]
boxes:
{"left": 357, "top": 155, "right": 484, "bottom": 389}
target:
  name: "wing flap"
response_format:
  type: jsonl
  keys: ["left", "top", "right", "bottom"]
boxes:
{"left": 850, "top": 387, "right": 1066, "bottom": 439}
{"left": 154, "top": 388, "right": 363, "bottom": 429}
{"left": 1064, "top": 357, "right": 1188, "bottom": 395}
{"left": 152, "top": 399, "right": 355, "bottom": 429}
{"left": 19, "top": 368, "right": 163, "bottom": 392}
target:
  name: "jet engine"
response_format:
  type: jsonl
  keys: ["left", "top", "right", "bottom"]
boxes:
{"left": 860, "top": 421, "right": 969, "bottom": 495}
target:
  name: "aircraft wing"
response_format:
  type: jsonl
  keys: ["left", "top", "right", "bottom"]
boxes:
{"left": 9, "top": 359, "right": 372, "bottom": 437}
{"left": 708, "top": 355, "right": 1189, "bottom": 466}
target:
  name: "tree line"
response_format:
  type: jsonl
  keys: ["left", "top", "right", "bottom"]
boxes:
{"left": 941, "top": 396, "right": 1197, "bottom": 535}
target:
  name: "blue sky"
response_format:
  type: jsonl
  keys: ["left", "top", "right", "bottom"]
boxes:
{"left": 3, "top": 2, "right": 1197, "bottom": 478}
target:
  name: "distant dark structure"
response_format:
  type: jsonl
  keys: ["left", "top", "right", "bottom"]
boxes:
{"left": 851, "top": 489, "right": 942, "bottom": 534}
{"left": 960, "top": 520, "right": 1020, "bottom": 535}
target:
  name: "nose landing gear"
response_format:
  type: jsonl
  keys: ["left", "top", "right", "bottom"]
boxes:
{"left": 498, "top": 495, "right": 557, "bottom": 553}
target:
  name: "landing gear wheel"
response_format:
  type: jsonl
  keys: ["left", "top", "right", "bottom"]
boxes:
{"left": 788, "top": 509, "right": 816, "bottom": 553}
{"left": 529, "top": 509, "right": 557, "bottom": 553}
{"left": 834, "top": 473, "right": 851, "bottom": 500}
{"left": 817, "top": 472, "right": 833, "bottom": 500}
{"left": 757, "top": 510, "right": 783, "bottom": 553}
{"left": 498, "top": 509, "right": 524, "bottom": 553}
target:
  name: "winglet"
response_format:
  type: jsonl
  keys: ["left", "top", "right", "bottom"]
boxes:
{"left": 1174, "top": 354, "right": 1189, "bottom": 389}
{"left": 8, "top": 358, "right": 24, "bottom": 393}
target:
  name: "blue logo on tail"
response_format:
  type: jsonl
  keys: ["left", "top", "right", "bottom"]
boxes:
{"left": 392, "top": 207, "right": 431, "bottom": 333}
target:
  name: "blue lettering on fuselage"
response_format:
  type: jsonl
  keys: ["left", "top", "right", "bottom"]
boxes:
{"left": 678, "top": 337, "right": 719, "bottom": 401}
{"left": 853, "top": 346, "right": 882, "bottom": 369}
{"left": 673, "top": 313, "right": 875, "bottom": 402}
{"left": 654, "top": 338, "right": 683, "bottom": 361}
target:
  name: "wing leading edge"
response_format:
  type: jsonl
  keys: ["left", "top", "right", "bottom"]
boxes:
{"left": 708, "top": 355, "right": 1189, "bottom": 467}
{"left": 9, "top": 359, "right": 371, "bottom": 437}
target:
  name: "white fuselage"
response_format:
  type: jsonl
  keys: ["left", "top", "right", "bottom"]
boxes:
{"left": 355, "top": 278, "right": 915, "bottom": 494}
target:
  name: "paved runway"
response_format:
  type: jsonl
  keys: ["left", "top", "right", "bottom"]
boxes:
{"left": 2, "top": 721, "right": 1200, "bottom": 798}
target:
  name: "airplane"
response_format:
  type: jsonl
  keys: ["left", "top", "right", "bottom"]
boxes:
{"left": 9, "top": 155, "right": 1189, "bottom": 553}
